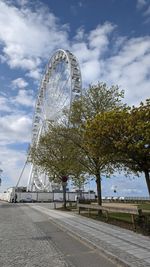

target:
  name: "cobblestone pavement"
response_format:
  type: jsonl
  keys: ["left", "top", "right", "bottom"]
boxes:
{"left": 29, "top": 203, "right": 150, "bottom": 267}
{"left": 0, "top": 202, "right": 117, "bottom": 267}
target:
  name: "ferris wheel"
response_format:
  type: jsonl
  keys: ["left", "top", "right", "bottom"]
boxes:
{"left": 27, "top": 49, "right": 82, "bottom": 192}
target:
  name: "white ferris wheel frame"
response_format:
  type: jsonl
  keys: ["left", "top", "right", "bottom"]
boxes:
{"left": 27, "top": 49, "right": 82, "bottom": 192}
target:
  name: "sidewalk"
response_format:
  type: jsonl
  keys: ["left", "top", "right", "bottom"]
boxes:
{"left": 29, "top": 204, "right": 150, "bottom": 267}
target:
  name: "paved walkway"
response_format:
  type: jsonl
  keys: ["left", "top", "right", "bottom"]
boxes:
{"left": 29, "top": 203, "right": 150, "bottom": 267}
{"left": 0, "top": 202, "right": 118, "bottom": 267}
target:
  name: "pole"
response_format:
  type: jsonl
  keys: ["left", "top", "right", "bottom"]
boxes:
{"left": 62, "top": 182, "right": 67, "bottom": 209}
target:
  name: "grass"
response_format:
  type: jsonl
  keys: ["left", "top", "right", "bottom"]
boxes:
{"left": 108, "top": 212, "right": 132, "bottom": 223}
{"left": 138, "top": 203, "right": 150, "bottom": 211}
{"left": 80, "top": 211, "right": 135, "bottom": 232}
{"left": 77, "top": 209, "right": 131, "bottom": 222}
{"left": 56, "top": 202, "right": 77, "bottom": 211}
{"left": 82, "top": 210, "right": 133, "bottom": 223}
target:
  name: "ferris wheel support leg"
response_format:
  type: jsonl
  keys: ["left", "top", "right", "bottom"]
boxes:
{"left": 27, "top": 164, "right": 34, "bottom": 192}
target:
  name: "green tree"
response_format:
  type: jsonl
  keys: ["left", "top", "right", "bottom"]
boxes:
{"left": 63, "top": 82, "right": 125, "bottom": 206}
{"left": 86, "top": 99, "right": 150, "bottom": 195}
{"left": 29, "top": 123, "right": 83, "bottom": 208}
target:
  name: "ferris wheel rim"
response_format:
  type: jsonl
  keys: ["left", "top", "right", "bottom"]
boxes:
{"left": 28, "top": 49, "right": 82, "bottom": 192}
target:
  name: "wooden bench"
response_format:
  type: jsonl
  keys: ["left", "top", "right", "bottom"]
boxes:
{"left": 77, "top": 203, "right": 143, "bottom": 230}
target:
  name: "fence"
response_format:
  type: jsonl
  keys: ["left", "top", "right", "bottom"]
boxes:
{"left": 0, "top": 191, "right": 96, "bottom": 203}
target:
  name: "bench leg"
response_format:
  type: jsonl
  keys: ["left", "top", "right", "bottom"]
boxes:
{"left": 78, "top": 207, "right": 80, "bottom": 214}
{"left": 105, "top": 211, "right": 109, "bottom": 221}
{"left": 131, "top": 214, "right": 136, "bottom": 231}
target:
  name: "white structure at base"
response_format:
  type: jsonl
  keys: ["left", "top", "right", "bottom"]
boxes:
{"left": 0, "top": 187, "right": 95, "bottom": 203}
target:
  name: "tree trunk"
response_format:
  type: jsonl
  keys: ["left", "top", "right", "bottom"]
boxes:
{"left": 144, "top": 170, "right": 150, "bottom": 196}
{"left": 96, "top": 171, "right": 102, "bottom": 216}
{"left": 62, "top": 183, "right": 67, "bottom": 209}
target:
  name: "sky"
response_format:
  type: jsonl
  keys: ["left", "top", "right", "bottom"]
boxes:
{"left": 0, "top": 0, "right": 150, "bottom": 196}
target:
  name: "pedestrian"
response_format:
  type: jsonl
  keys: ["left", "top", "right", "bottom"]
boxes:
{"left": 14, "top": 193, "right": 17, "bottom": 203}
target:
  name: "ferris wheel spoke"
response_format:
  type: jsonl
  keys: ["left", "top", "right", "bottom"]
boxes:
{"left": 53, "top": 73, "right": 71, "bottom": 104}
{"left": 50, "top": 58, "right": 67, "bottom": 92}
{"left": 49, "top": 72, "right": 67, "bottom": 101}
{"left": 44, "top": 75, "right": 70, "bottom": 118}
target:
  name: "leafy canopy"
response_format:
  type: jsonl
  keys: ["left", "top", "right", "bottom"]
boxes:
{"left": 85, "top": 99, "right": 150, "bottom": 194}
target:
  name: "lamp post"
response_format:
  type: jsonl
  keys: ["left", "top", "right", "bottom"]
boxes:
{"left": 61, "top": 176, "right": 68, "bottom": 209}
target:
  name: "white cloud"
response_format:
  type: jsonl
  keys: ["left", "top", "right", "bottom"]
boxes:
{"left": 0, "top": 54, "right": 7, "bottom": 63}
{"left": 0, "top": 114, "right": 32, "bottom": 144}
{"left": 14, "top": 89, "right": 35, "bottom": 107}
{"left": 0, "top": 96, "right": 11, "bottom": 112}
{"left": 81, "top": 60, "right": 102, "bottom": 84}
{"left": 100, "top": 36, "right": 150, "bottom": 105}
{"left": 137, "top": 0, "right": 147, "bottom": 9}
{"left": 72, "top": 27, "right": 150, "bottom": 105}
{"left": 73, "top": 23, "right": 115, "bottom": 61}
{"left": 26, "top": 69, "right": 42, "bottom": 80}
{"left": 144, "top": 5, "right": 150, "bottom": 16}
{"left": 72, "top": 22, "right": 116, "bottom": 85}
{"left": 136, "top": 0, "right": 150, "bottom": 22}
{"left": 88, "top": 23, "right": 115, "bottom": 53}
{"left": 12, "top": 77, "right": 28, "bottom": 89}
{"left": 73, "top": 27, "right": 85, "bottom": 41}
{"left": 0, "top": 0, "right": 69, "bottom": 77}
{"left": 16, "top": 0, "right": 29, "bottom": 7}
{"left": 0, "top": 145, "right": 30, "bottom": 191}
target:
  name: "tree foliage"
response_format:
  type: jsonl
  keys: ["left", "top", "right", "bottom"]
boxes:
{"left": 86, "top": 99, "right": 150, "bottom": 195}
{"left": 64, "top": 82, "right": 125, "bottom": 206}
{"left": 69, "top": 82, "right": 124, "bottom": 124}
{"left": 29, "top": 123, "right": 83, "bottom": 182}
{"left": 29, "top": 123, "right": 85, "bottom": 208}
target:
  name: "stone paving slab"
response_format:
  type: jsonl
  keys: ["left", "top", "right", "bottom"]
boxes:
{"left": 29, "top": 204, "right": 150, "bottom": 267}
